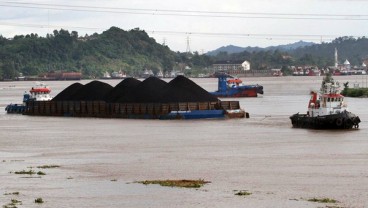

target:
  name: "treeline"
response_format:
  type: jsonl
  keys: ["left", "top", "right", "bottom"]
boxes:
{"left": 0, "top": 27, "right": 180, "bottom": 79}
{"left": 1, "top": 26, "right": 368, "bottom": 80}
{"left": 211, "top": 36, "right": 368, "bottom": 72}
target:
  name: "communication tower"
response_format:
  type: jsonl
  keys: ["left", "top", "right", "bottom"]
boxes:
{"left": 186, "top": 36, "right": 191, "bottom": 54}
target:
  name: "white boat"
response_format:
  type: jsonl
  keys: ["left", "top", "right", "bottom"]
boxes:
{"left": 290, "top": 74, "right": 360, "bottom": 129}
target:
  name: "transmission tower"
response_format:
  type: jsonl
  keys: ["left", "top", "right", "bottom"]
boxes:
{"left": 186, "top": 36, "right": 191, "bottom": 54}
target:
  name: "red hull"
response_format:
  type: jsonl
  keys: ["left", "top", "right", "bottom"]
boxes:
{"left": 217, "top": 88, "right": 258, "bottom": 97}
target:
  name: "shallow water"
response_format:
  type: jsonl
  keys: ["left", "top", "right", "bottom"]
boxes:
{"left": 1, "top": 76, "right": 367, "bottom": 208}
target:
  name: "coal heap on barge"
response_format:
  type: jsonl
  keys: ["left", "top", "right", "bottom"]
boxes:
{"left": 290, "top": 74, "right": 360, "bottom": 129}
{"left": 24, "top": 76, "right": 245, "bottom": 119}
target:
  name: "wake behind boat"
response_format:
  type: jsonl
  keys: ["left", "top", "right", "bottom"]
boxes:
{"left": 290, "top": 74, "right": 360, "bottom": 129}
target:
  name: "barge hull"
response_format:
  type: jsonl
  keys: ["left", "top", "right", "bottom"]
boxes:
{"left": 24, "top": 101, "right": 246, "bottom": 119}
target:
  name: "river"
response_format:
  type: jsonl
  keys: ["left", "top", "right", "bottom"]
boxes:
{"left": 0, "top": 76, "right": 367, "bottom": 208}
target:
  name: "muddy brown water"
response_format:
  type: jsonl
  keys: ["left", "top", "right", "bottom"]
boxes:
{"left": 1, "top": 76, "right": 367, "bottom": 208}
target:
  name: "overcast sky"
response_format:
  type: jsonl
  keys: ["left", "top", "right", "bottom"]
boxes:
{"left": 1, "top": 0, "right": 368, "bottom": 52}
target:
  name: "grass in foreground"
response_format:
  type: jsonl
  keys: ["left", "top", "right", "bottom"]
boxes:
{"left": 137, "top": 179, "right": 210, "bottom": 188}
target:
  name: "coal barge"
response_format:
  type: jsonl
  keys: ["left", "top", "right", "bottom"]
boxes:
{"left": 290, "top": 74, "right": 360, "bottom": 129}
{"left": 22, "top": 76, "right": 248, "bottom": 119}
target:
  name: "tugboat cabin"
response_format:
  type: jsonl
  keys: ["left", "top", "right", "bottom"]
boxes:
{"left": 308, "top": 83, "right": 347, "bottom": 117}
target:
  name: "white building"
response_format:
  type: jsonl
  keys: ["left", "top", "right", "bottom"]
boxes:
{"left": 212, "top": 60, "right": 251, "bottom": 71}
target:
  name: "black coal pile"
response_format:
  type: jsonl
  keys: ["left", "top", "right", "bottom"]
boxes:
{"left": 54, "top": 76, "right": 218, "bottom": 103}
{"left": 104, "top": 78, "right": 141, "bottom": 103}
{"left": 52, "top": 83, "right": 84, "bottom": 101}
{"left": 116, "top": 76, "right": 167, "bottom": 103}
{"left": 68, "top": 80, "right": 113, "bottom": 101}
{"left": 159, "top": 75, "right": 219, "bottom": 102}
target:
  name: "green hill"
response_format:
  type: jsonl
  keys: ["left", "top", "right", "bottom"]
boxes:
{"left": 2, "top": 27, "right": 368, "bottom": 80}
{"left": 0, "top": 27, "right": 176, "bottom": 79}
{"left": 210, "top": 36, "right": 368, "bottom": 71}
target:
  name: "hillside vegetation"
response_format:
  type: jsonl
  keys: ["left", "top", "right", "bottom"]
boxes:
{"left": 0, "top": 27, "right": 177, "bottom": 79}
{"left": 210, "top": 36, "right": 368, "bottom": 74}
{"left": 1, "top": 26, "right": 368, "bottom": 80}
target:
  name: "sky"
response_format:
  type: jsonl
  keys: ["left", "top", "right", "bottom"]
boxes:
{"left": 1, "top": 0, "right": 368, "bottom": 52}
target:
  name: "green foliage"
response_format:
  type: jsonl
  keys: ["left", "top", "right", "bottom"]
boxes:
{"left": 137, "top": 179, "right": 210, "bottom": 188}
{"left": 210, "top": 36, "right": 368, "bottom": 70}
{"left": 3, "top": 192, "right": 19, "bottom": 196}
{"left": 36, "top": 165, "right": 60, "bottom": 169}
{"left": 2, "top": 198, "right": 22, "bottom": 208}
{"left": 34, "top": 198, "right": 44, "bottom": 203}
{"left": 342, "top": 88, "right": 368, "bottom": 97}
{"left": 307, "top": 197, "right": 338, "bottom": 203}
{"left": 234, "top": 190, "right": 252, "bottom": 196}
{"left": 2, "top": 30, "right": 368, "bottom": 79}
{"left": 0, "top": 27, "right": 176, "bottom": 79}
{"left": 14, "top": 169, "right": 35, "bottom": 175}
{"left": 36, "top": 171, "right": 46, "bottom": 175}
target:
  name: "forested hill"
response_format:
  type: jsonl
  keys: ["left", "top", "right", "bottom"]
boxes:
{"left": 291, "top": 36, "right": 368, "bottom": 66}
{"left": 2, "top": 27, "right": 368, "bottom": 80}
{"left": 0, "top": 27, "right": 176, "bottom": 79}
{"left": 210, "top": 36, "right": 368, "bottom": 70}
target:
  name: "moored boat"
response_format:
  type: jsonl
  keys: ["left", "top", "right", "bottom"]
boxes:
{"left": 290, "top": 74, "right": 360, "bottom": 129}
{"left": 210, "top": 73, "right": 263, "bottom": 97}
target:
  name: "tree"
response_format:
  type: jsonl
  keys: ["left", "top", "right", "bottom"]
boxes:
{"left": 1, "top": 61, "right": 17, "bottom": 80}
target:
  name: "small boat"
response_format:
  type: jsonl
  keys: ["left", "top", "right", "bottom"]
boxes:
{"left": 5, "top": 82, "right": 53, "bottom": 113}
{"left": 210, "top": 73, "right": 263, "bottom": 97}
{"left": 290, "top": 74, "right": 360, "bottom": 129}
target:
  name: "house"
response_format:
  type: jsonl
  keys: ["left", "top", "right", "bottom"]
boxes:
{"left": 212, "top": 60, "right": 251, "bottom": 72}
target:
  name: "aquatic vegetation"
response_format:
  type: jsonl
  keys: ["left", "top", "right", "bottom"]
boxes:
{"left": 36, "top": 165, "right": 60, "bottom": 169}
{"left": 13, "top": 169, "right": 46, "bottom": 176}
{"left": 37, "top": 171, "right": 46, "bottom": 175}
{"left": 2, "top": 198, "right": 22, "bottom": 208}
{"left": 14, "top": 169, "right": 35, "bottom": 175}
{"left": 3, "top": 192, "right": 19, "bottom": 196}
{"left": 34, "top": 198, "right": 44, "bottom": 203}
{"left": 308, "top": 197, "right": 338, "bottom": 203}
{"left": 137, "top": 179, "right": 210, "bottom": 188}
{"left": 234, "top": 190, "right": 252, "bottom": 196}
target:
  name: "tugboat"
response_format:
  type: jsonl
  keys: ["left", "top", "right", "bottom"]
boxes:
{"left": 5, "top": 82, "right": 52, "bottom": 113}
{"left": 290, "top": 74, "right": 360, "bottom": 129}
{"left": 210, "top": 73, "right": 263, "bottom": 97}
